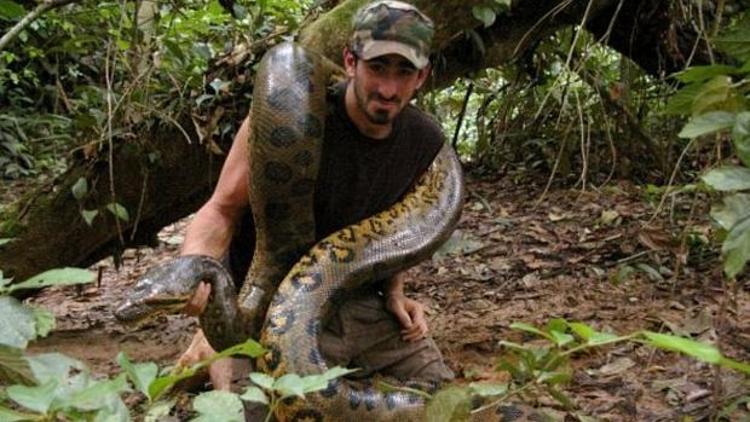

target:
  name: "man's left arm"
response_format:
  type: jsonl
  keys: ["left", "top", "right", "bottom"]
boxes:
{"left": 385, "top": 271, "right": 429, "bottom": 342}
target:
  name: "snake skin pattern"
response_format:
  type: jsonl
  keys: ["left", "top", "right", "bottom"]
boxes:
{"left": 116, "top": 43, "right": 476, "bottom": 420}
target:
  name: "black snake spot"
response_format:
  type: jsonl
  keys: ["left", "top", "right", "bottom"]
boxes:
{"left": 265, "top": 161, "right": 293, "bottom": 184}
{"left": 308, "top": 348, "right": 324, "bottom": 365}
{"left": 269, "top": 125, "right": 301, "bottom": 148}
{"left": 290, "top": 408, "right": 323, "bottom": 422}
{"left": 385, "top": 392, "right": 400, "bottom": 410}
{"left": 297, "top": 113, "right": 323, "bottom": 138}
{"left": 267, "top": 87, "right": 300, "bottom": 111}
{"left": 497, "top": 405, "right": 524, "bottom": 421}
{"left": 262, "top": 344, "right": 282, "bottom": 372}
{"left": 306, "top": 319, "right": 320, "bottom": 337}
{"left": 291, "top": 178, "right": 316, "bottom": 197}
{"left": 348, "top": 389, "right": 362, "bottom": 410}
{"left": 363, "top": 387, "right": 378, "bottom": 411}
{"left": 291, "top": 271, "right": 322, "bottom": 292}
{"left": 321, "top": 242, "right": 354, "bottom": 263}
{"left": 268, "top": 309, "right": 295, "bottom": 335}
{"left": 293, "top": 150, "right": 314, "bottom": 167}
{"left": 264, "top": 202, "right": 290, "bottom": 221}
{"left": 319, "top": 378, "right": 340, "bottom": 398}
{"left": 336, "top": 227, "right": 356, "bottom": 243}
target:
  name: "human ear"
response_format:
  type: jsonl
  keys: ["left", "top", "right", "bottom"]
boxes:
{"left": 343, "top": 47, "right": 357, "bottom": 78}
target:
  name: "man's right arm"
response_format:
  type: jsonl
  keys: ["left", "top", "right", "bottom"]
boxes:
{"left": 181, "top": 116, "right": 251, "bottom": 259}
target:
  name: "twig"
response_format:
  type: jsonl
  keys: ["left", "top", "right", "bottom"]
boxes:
{"left": 0, "top": 0, "right": 81, "bottom": 52}
{"left": 105, "top": 41, "right": 125, "bottom": 246}
{"left": 646, "top": 138, "right": 696, "bottom": 227}
{"left": 452, "top": 82, "right": 474, "bottom": 150}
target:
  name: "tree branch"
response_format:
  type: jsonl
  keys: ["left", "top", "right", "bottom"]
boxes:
{"left": 0, "top": 0, "right": 81, "bottom": 52}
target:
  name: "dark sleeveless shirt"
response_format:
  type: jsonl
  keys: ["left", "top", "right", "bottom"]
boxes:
{"left": 313, "top": 83, "right": 444, "bottom": 239}
{"left": 228, "top": 82, "right": 444, "bottom": 283}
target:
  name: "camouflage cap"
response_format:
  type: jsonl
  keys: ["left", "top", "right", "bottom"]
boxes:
{"left": 351, "top": 1, "right": 434, "bottom": 69}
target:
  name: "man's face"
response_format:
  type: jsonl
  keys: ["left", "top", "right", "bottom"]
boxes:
{"left": 344, "top": 50, "right": 429, "bottom": 125}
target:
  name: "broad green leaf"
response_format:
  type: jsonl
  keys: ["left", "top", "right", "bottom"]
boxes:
{"left": 472, "top": 5, "right": 495, "bottom": 27}
{"left": 468, "top": 382, "right": 508, "bottom": 397}
{"left": 0, "top": 0, "right": 24, "bottom": 20}
{"left": 678, "top": 111, "right": 735, "bottom": 138}
{"left": 509, "top": 322, "right": 552, "bottom": 341}
{"left": 81, "top": 209, "right": 99, "bottom": 226}
{"left": 0, "top": 405, "right": 37, "bottom": 422}
{"left": 31, "top": 307, "right": 55, "bottom": 338}
{"left": 298, "top": 366, "right": 357, "bottom": 394}
{"left": 549, "top": 330, "right": 575, "bottom": 347}
{"left": 642, "top": 331, "right": 721, "bottom": 364}
{"left": 26, "top": 353, "right": 85, "bottom": 384}
{"left": 537, "top": 370, "right": 571, "bottom": 385}
{"left": 710, "top": 193, "right": 750, "bottom": 230}
{"left": 722, "top": 216, "right": 750, "bottom": 278}
{"left": 215, "top": 338, "right": 265, "bottom": 359}
{"left": 67, "top": 374, "right": 129, "bottom": 411}
{"left": 117, "top": 352, "right": 157, "bottom": 400}
{"left": 701, "top": 166, "right": 750, "bottom": 191}
{"left": 274, "top": 373, "right": 304, "bottom": 399}
{"left": 249, "top": 372, "right": 275, "bottom": 390}
{"left": 691, "top": 76, "right": 742, "bottom": 115}
{"left": 732, "top": 112, "right": 750, "bottom": 167}
{"left": 7, "top": 380, "right": 58, "bottom": 413}
{"left": 425, "top": 386, "right": 471, "bottom": 422}
{"left": 71, "top": 177, "right": 88, "bottom": 200}
{"left": 675, "top": 65, "right": 741, "bottom": 83}
{"left": 106, "top": 203, "right": 129, "bottom": 222}
{"left": 9, "top": 268, "right": 93, "bottom": 293}
{"left": 192, "top": 391, "right": 244, "bottom": 422}
{"left": 0, "top": 238, "right": 13, "bottom": 247}
{"left": 663, "top": 83, "right": 703, "bottom": 116}
{"left": 0, "top": 296, "right": 37, "bottom": 348}
{"left": 144, "top": 399, "right": 176, "bottom": 422}
{"left": 240, "top": 386, "right": 268, "bottom": 404}
{"left": 0, "top": 345, "right": 35, "bottom": 386}
{"left": 568, "top": 322, "right": 594, "bottom": 341}
{"left": 567, "top": 322, "right": 621, "bottom": 346}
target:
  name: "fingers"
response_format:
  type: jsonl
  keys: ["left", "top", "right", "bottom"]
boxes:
{"left": 184, "top": 282, "right": 211, "bottom": 316}
{"left": 176, "top": 329, "right": 216, "bottom": 368}
{"left": 401, "top": 301, "right": 428, "bottom": 342}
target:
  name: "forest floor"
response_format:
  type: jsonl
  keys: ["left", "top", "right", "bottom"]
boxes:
{"left": 24, "top": 170, "right": 750, "bottom": 421}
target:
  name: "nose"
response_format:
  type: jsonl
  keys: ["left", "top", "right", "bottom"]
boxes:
{"left": 376, "top": 77, "right": 398, "bottom": 101}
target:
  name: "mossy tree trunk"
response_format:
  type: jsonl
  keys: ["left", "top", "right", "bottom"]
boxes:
{"left": 0, "top": 0, "right": 730, "bottom": 282}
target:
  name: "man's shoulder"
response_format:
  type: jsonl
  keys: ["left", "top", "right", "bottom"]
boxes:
{"left": 400, "top": 104, "right": 444, "bottom": 143}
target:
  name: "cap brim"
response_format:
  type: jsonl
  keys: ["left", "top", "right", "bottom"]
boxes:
{"left": 359, "top": 41, "right": 429, "bottom": 69}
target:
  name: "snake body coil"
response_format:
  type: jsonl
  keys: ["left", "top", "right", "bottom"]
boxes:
{"left": 115, "top": 43, "right": 466, "bottom": 420}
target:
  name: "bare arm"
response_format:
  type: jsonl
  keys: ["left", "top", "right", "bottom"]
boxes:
{"left": 181, "top": 116, "right": 251, "bottom": 258}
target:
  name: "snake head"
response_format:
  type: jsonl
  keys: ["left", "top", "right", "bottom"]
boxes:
{"left": 113, "top": 256, "right": 210, "bottom": 324}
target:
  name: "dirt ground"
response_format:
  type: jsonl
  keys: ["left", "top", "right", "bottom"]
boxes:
{"left": 25, "top": 172, "right": 750, "bottom": 421}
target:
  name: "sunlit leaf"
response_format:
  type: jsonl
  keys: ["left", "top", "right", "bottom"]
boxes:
{"left": 240, "top": 386, "right": 268, "bottom": 404}
{"left": 715, "top": 17, "right": 750, "bottom": 61}
{"left": 678, "top": 111, "right": 735, "bottom": 138}
{"left": 249, "top": 372, "right": 275, "bottom": 390}
{"left": 701, "top": 166, "right": 750, "bottom": 191}
{"left": 71, "top": 177, "right": 88, "bottom": 200}
{"left": 425, "top": 386, "right": 471, "bottom": 422}
{"left": 192, "top": 391, "right": 244, "bottom": 422}
{"left": 274, "top": 373, "right": 304, "bottom": 399}
{"left": 0, "top": 296, "right": 36, "bottom": 348}
{"left": 0, "top": 405, "right": 37, "bottom": 422}
{"left": 663, "top": 83, "right": 703, "bottom": 116}
{"left": 0, "top": 345, "right": 35, "bottom": 386}
{"left": 642, "top": 331, "right": 721, "bottom": 364}
{"left": 510, "top": 322, "right": 552, "bottom": 341}
{"left": 215, "top": 338, "right": 265, "bottom": 359}
{"left": 0, "top": 238, "right": 13, "bottom": 247}
{"left": 7, "top": 380, "right": 58, "bottom": 413}
{"left": 675, "top": 65, "right": 741, "bottom": 83}
{"left": 472, "top": 5, "right": 495, "bottom": 27}
{"left": 144, "top": 399, "right": 176, "bottom": 422}
{"left": 691, "top": 76, "right": 743, "bottom": 115}
{"left": 8, "top": 268, "right": 93, "bottom": 293}
{"left": 67, "top": 373, "right": 129, "bottom": 411}
{"left": 106, "top": 203, "right": 129, "bottom": 222}
{"left": 81, "top": 209, "right": 99, "bottom": 226}
{"left": 722, "top": 216, "right": 750, "bottom": 278}
{"left": 31, "top": 306, "right": 55, "bottom": 338}
{"left": 710, "top": 193, "right": 750, "bottom": 230}
{"left": 468, "top": 382, "right": 508, "bottom": 397}
{"left": 25, "top": 353, "right": 85, "bottom": 385}
{"left": 117, "top": 352, "right": 158, "bottom": 400}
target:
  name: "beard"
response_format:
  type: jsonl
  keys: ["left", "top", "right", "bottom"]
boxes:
{"left": 354, "top": 80, "right": 399, "bottom": 125}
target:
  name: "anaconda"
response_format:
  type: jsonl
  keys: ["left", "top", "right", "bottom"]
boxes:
{"left": 115, "top": 43, "right": 470, "bottom": 420}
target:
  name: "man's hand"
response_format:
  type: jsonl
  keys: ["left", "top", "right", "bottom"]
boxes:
{"left": 385, "top": 293, "right": 428, "bottom": 342}
{"left": 183, "top": 281, "right": 211, "bottom": 316}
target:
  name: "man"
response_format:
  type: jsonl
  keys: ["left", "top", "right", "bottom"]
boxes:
{"left": 178, "top": 0, "right": 454, "bottom": 390}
